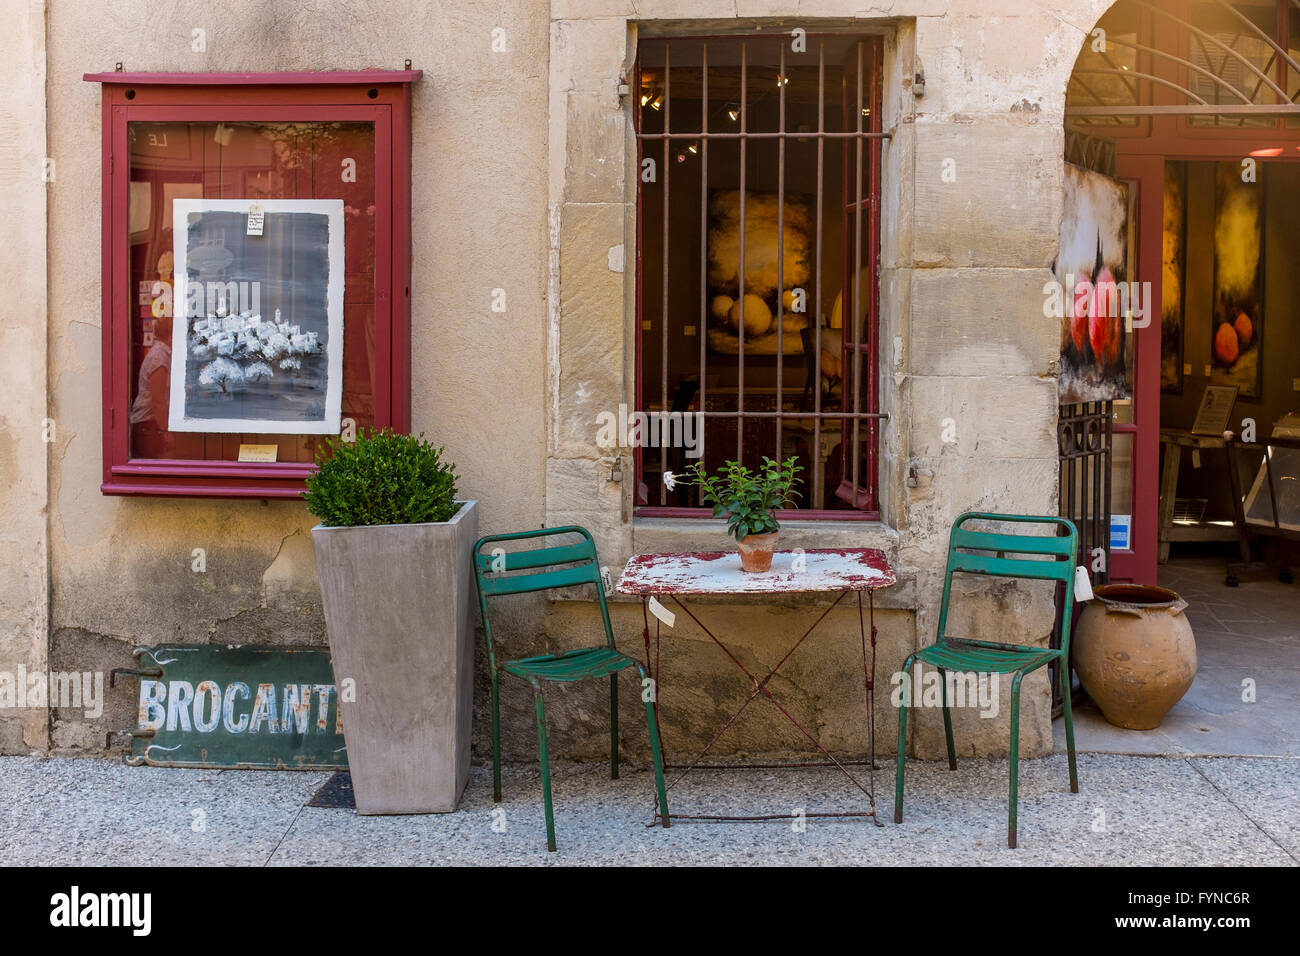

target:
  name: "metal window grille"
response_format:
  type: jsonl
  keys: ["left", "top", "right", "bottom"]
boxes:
{"left": 634, "top": 34, "right": 887, "bottom": 516}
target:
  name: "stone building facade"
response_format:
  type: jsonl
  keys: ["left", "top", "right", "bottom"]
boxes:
{"left": 0, "top": 0, "right": 1118, "bottom": 764}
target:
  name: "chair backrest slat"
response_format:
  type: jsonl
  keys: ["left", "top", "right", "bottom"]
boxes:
{"left": 477, "top": 560, "right": 600, "bottom": 597}
{"left": 949, "top": 551, "right": 1071, "bottom": 582}
{"left": 473, "top": 541, "right": 594, "bottom": 574}
{"left": 949, "top": 527, "right": 1077, "bottom": 560}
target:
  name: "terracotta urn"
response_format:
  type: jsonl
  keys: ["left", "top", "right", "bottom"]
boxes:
{"left": 1072, "top": 584, "right": 1197, "bottom": 730}
{"left": 737, "top": 531, "right": 779, "bottom": 572}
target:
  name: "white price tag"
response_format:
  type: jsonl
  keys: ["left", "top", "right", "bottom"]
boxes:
{"left": 246, "top": 203, "right": 265, "bottom": 236}
{"left": 1074, "top": 566, "right": 1094, "bottom": 603}
{"left": 647, "top": 596, "right": 675, "bottom": 628}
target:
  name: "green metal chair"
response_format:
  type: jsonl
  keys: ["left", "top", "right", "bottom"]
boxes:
{"left": 894, "top": 512, "right": 1081, "bottom": 848}
{"left": 473, "top": 526, "right": 670, "bottom": 851}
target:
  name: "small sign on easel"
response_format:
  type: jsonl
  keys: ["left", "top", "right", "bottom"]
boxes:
{"left": 1191, "top": 385, "right": 1238, "bottom": 436}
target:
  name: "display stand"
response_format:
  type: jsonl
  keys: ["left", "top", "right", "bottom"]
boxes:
{"left": 1224, "top": 432, "right": 1300, "bottom": 586}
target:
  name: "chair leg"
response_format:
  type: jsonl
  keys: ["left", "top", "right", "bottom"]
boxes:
{"left": 1008, "top": 672, "right": 1024, "bottom": 849}
{"left": 532, "top": 681, "right": 557, "bottom": 852}
{"left": 1062, "top": 662, "right": 1079, "bottom": 794}
{"left": 894, "top": 654, "right": 917, "bottom": 824}
{"left": 490, "top": 673, "right": 502, "bottom": 803}
{"left": 639, "top": 666, "right": 670, "bottom": 828}
{"left": 937, "top": 665, "right": 957, "bottom": 771}
{"left": 610, "top": 673, "right": 619, "bottom": 780}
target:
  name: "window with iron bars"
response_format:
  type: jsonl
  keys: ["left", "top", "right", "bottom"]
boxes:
{"left": 634, "top": 33, "right": 885, "bottom": 518}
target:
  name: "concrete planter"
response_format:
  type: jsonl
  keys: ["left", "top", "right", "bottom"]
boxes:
{"left": 311, "top": 500, "right": 478, "bottom": 813}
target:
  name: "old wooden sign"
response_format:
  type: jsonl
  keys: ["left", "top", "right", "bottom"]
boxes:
{"left": 127, "top": 644, "right": 348, "bottom": 770}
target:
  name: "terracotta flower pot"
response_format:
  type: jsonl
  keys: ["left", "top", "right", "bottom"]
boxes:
{"left": 737, "top": 531, "right": 779, "bottom": 572}
{"left": 1072, "top": 584, "right": 1197, "bottom": 731}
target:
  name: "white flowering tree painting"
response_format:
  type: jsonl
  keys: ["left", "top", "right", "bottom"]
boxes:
{"left": 168, "top": 199, "right": 344, "bottom": 434}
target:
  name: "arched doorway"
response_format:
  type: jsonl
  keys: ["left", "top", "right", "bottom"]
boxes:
{"left": 1063, "top": 0, "right": 1300, "bottom": 586}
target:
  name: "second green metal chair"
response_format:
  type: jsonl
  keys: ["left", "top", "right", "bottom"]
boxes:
{"left": 894, "top": 512, "right": 1081, "bottom": 848}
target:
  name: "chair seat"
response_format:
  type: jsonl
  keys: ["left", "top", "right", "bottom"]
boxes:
{"left": 914, "top": 639, "right": 1060, "bottom": 675}
{"left": 502, "top": 647, "right": 639, "bottom": 683}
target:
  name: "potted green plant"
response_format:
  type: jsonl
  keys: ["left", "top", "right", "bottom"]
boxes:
{"left": 304, "top": 428, "right": 477, "bottom": 814}
{"left": 676, "top": 457, "right": 803, "bottom": 572}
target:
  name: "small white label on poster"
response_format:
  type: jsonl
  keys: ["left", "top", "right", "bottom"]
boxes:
{"left": 246, "top": 203, "right": 264, "bottom": 236}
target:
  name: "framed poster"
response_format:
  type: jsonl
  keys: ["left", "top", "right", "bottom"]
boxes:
{"left": 1190, "top": 384, "right": 1237, "bottom": 436}
{"left": 169, "top": 199, "right": 344, "bottom": 434}
{"left": 1211, "top": 162, "right": 1264, "bottom": 397}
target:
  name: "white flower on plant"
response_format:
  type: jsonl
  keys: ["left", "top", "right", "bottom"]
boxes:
{"left": 663, "top": 470, "right": 677, "bottom": 490}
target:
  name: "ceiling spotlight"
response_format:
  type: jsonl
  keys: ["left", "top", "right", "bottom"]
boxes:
{"left": 726, "top": 103, "right": 740, "bottom": 122}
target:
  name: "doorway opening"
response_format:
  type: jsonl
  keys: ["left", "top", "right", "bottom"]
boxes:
{"left": 1060, "top": 0, "right": 1300, "bottom": 753}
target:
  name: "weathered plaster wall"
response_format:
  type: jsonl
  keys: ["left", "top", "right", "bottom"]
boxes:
{"left": 0, "top": 0, "right": 50, "bottom": 754}
{"left": 18, "top": 0, "right": 1123, "bottom": 763}
{"left": 42, "top": 0, "right": 550, "bottom": 750}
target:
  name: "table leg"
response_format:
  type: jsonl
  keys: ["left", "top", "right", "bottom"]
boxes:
{"left": 640, "top": 597, "right": 664, "bottom": 759}
{"left": 1158, "top": 441, "right": 1181, "bottom": 565}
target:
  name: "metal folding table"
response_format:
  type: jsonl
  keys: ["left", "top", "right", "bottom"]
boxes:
{"left": 616, "top": 548, "right": 896, "bottom": 825}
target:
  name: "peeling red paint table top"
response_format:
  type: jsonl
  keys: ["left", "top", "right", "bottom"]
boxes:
{"left": 616, "top": 549, "right": 896, "bottom": 595}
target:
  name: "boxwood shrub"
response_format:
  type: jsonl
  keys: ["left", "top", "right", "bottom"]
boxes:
{"left": 303, "top": 427, "right": 459, "bottom": 527}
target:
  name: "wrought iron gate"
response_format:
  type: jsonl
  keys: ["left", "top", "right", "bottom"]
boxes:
{"left": 1054, "top": 401, "right": 1113, "bottom": 713}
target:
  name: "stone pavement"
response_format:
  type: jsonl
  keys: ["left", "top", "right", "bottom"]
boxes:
{"left": 1, "top": 751, "right": 1294, "bottom": 865}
